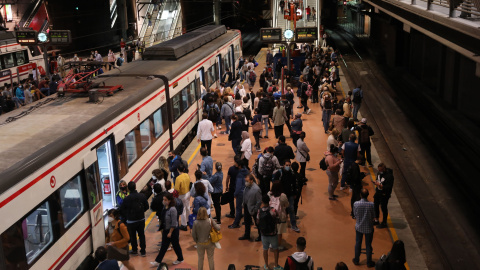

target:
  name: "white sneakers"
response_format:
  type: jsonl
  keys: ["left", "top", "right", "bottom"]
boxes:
{"left": 173, "top": 260, "right": 183, "bottom": 265}
{"left": 307, "top": 109, "right": 311, "bottom": 115}
{"left": 152, "top": 260, "right": 183, "bottom": 266}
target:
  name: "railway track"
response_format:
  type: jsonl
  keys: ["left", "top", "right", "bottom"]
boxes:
{"left": 328, "top": 28, "right": 480, "bottom": 269}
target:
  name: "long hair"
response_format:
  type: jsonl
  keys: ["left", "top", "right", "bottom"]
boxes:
{"left": 388, "top": 240, "right": 406, "bottom": 264}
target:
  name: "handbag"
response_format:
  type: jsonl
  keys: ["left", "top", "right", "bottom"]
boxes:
{"left": 299, "top": 149, "right": 311, "bottom": 162}
{"left": 220, "top": 191, "right": 232, "bottom": 205}
{"left": 107, "top": 245, "right": 129, "bottom": 261}
{"left": 209, "top": 219, "right": 223, "bottom": 243}
{"left": 252, "top": 121, "right": 263, "bottom": 132}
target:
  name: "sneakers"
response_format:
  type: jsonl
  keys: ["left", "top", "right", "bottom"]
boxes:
{"left": 274, "top": 266, "right": 284, "bottom": 270}
{"left": 140, "top": 251, "right": 146, "bottom": 257}
{"left": 292, "top": 226, "right": 300, "bottom": 233}
{"left": 129, "top": 250, "right": 138, "bottom": 255}
{"left": 214, "top": 134, "right": 218, "bottom": 138}
{"left": 377, "top": 223, "right": 387, "bottom": 229}
{"left": 256, "top": 147, "right": 262, "bottom": 152}
{"left": 179, "top": 225, "right": 188, "bottom": 231}
{"left": 167, "top": 246, "right": 172, "bottom": 251}
{"left": 228, "top": 224, "right": 240, "bottom": 229}
{"left": 306, "top": 109, "right": 311, "bottom": 115}
{"left": 173, "top": 260, "right": 183, "bottom": 265}
{"left": 150, "top": 262, "right": 160, "bottom": 267}
{"left": 217, "top": 125, "right": 222, "bottom": 129}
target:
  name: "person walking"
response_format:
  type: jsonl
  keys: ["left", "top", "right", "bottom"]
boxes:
{"left": 322, "top": 95, "right": 333, "bottom": 134}
{"left": 239, "top": 174, "right": 262, "bottom": 241}
{"left": 105, "top": 209, "right": 135, "bottom": 270}
{"left": 258, "top": 92, "right": 273, "bottom": 138}
{"left": 373, "top": 163, "right": 394, "bottom": 228}
{"left": 251, "top": 108, "right": 263, "bottom": 152}
{"left": 192, "top": 207, "right": 221, "bottom": 270}
{"left": 197, "top": 113, "right": 215, "bottom": 156}
{"left": 174, "top": 163, "right": 191, "bottom": 231}
{"left": 296, "top": 132, "right": 310, "bottom": 183}
{"left": 352, "top": 85, "right": 363, "bottom": 121}
{"left": 352, "top": 189, "right": 376, "bottom": 268}
{"left": 221, "top": 96, "right": 235, "bottom": 134}
{"left": 119, "top": 182, "right": 149, "bottom": 257}
{"left": 209, "top": 162, "right": 223, "bottom": 224}
{"left": 325, "top": 145, "right": 342, "bottom": 200}
{"left": 151, "top": 193, "right": 184, "bottom": 267}
{"left": 107, "top": 50, "right": 115, "bottom": 70}
{"left": 272, "top": 100, "right": 287, "bottom": 139}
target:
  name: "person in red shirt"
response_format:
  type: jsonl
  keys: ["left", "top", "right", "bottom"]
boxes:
{"left": 306, "top": 6, "right": 311, "bottom": 21}
{"left": 120, "top": 38, "right": 126, "bottom": 57}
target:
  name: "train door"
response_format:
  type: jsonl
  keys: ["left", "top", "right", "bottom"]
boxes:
{"left": 83, "top": 152, "right": 106, "bottom": 249}
{"left": 217, "top": 54, "right": 222, "bottom": 86}
{"left": 198, "top": 67, "right": 206, "bottom": 91}
{"left": 95, "top": 138, "right": 119, "bottom": 213}
{"left": 230, "top": 45, "right": 235, "bottom": 81}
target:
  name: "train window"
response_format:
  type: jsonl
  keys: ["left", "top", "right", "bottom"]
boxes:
{"left": 3, "top": 53, "right": 14, "bottom": 68}
{"left": 116, "top": 140, "right": 128, "bottom": 178}
{"left": 181, "top": 88, "right": 188, "bottom": 112}
{"left": 188, "top": 82, "right": 196, "bottom": 105}
{"left": 1, "top": 223, "right": 28, "bottom": 269}
{"left": 125, "top": 131, "right": 137, "bottom": 166}
{"left": 172, "top": 94, "right": 181, "bottom": 120}
{"left": 161, "top": 105, "right": 168, "bottom": 132}
{"left": 14, "top": 51, "right": 26, "bottom": 66}
{"left": 22, "top": 201, "right": 53, "bottom": 264}
{"left": 195, "top": 78, "right": 201, "bottom": 101}
{"left": 153, "top": 109, "right": 164, "bottom": 138}
{"left": 59, "top": 175, "right": 84, "bottom": 228}
{"left": 207, "top": 66, "right": 215, "bottom": 87}
{"left": 139, "top": 119, "right": 152, "bottom": 151}
{"left": 235, "top": 44, "right": 240, "bottom": 61}
{"left": 85, "top": 162, "right": 101, "bottom": 209}
{"left": 223, "top": 54, "right": 231, "bottom": 74}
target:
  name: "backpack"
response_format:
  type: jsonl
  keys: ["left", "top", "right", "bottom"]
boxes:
{"left": 252, "top": 158, "right": 261, "bottom": 179}
{"left": 375, "top": 253, "right": 389, "bottom": 270}
{"left": 269, "top": 196, "right": 286, "bottom": 221}
{"left": 128, "top": 197, "right": 144, "bottom": 219}
{"left": 207, "top": 104, "right": 219, "bottom": 121}
{"left": 319, "top": 157, "right": 328, "bottom": 171}
{"left": 248, "top": 71, "right": 257, "bottom": 83}
{"left": 243, "top": 105, "right": 252, "bottom": 120}
{"left": 287, "top": 256, "right": 311, "bottom": 270}
{"left": 116, "top": 57, "right": 123, "bottom": 66}
{"left": 306, "top": 84, "right": 313, "bottom": 97}
{"left": 353, "top": 90, "right": 362, "bottom": 103}
{"left": 261, "top": 155, "right": 275, "bottom": 176}
{"left": 258, "top": 207, "right": 277, "bottom": 236}
{"left": 345, "top": 162, "right": 362, "bottom": 188}
{"left": 174, "top": 198, "right": 184, "bottom": 219}
{"left": 360, "top": 127, "right": 370, "bottom": 144}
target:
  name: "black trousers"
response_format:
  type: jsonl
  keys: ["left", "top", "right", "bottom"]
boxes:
{"left": 201, "top": 140, "right": 212, "bottom": 156}
{"left": 300, "top": 162, "right": 307, "bottom": 181}
{"left": 274, "top": 125, "right": 284, "bottom": 138}
{"left": 359, "top": 143, "right": 372, "bottom": 165}
{"left": 244, "top": 204, "right": 261, "bottom": 238}
{"left": 312, "top": 91, "right": 319, "bottom": 103}
{"left": 259, "top": 175, "right": 271, "bottom": 196}
{"left": 294, "top": 186, "right": 303, "bottom": 215}
{"left": 374, "top": 193, "right": 390, "bottom": 223}
{"left": 155, "top": 228, "right": 183, "bottom": 263}
{"left": 253, "top": 131, "right": 261, "bottom": 148}
{"left": 127, "top": 220, "right": 146, "bottom": 253}
{"left": 350, "top": 188, "right": 362, "bottom": 217}
{"left": 211, "top": 193, "right": 222, "bottom": 222}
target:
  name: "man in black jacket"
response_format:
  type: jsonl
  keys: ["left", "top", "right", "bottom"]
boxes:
{"left": 277, "top": 160, "right": 300, "bottom": 232}
{"left": 346, "top": 162, "right": 365, "bottom": 219}
{"left": 120, "top": 181, "right": 149, "bottom": 256}
{"left": 274, "top": 136, "right": 295, "bottom": 166}
{"left": 258, "top": 93, "right": 272, "bottom": 138}
{"left": 374, "top": 163, "right": 394, "bottom": 228}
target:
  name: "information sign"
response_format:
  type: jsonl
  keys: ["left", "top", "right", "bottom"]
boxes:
{"left": 295, "top": 27, "right": 318, "bottom": 42}
{"left": 260, "top": 28, "right": 283, "bottom": 43}
{"left": 49, "top": 30, "right": 72, "bottom": 45}
{"left": 16, "top": 30, "right": 37, "bottom": 45}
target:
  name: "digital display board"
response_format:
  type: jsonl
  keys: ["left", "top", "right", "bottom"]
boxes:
{"left": 260, "top": 28, "right": 282, "bottom": 43}
{"left": 49, "top": 30, "right": 72, "bottom": 44}
{"left": 295, "top": 27, "right": 318, "bottom": 42}
{"left": 15, "top": 31, "right": 38, "bottom": 45}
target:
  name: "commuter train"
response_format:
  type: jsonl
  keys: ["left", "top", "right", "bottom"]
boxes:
{"left": 0, "top": 31, "right": 46, "bottom": 84}
{"left": 0, "top": 25, "right": 241, "bottom": 269}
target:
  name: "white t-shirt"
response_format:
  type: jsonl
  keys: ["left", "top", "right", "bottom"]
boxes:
{"left": 241, "top": 139, "right": 252, "bottom": 160}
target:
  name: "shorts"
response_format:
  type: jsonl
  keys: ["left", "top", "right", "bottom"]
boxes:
{"left": 261, "top": 235, "right": 278, "bottom": 250}
{"left": 277, "top": 222, "right": 287, "bottom": 234}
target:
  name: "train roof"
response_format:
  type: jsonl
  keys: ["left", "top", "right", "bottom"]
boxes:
{"left": 0, "top": 28, "right": 239, "bottom": 193}
{"left": 0, "top": 31, "right": 15, "bottom": 41}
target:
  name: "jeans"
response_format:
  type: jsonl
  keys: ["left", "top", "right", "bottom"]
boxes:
{"left": 322, "top": 109, "right": 332, "bottom": 132}
{"left": 354, "top": 230, "right": 373, "bottom": 264}
{"left": 262, "top": 116, "right": 269, "bottom": 137}
{"left": 374, "top": 193, "right": 390, "bottom": 224}
{"left": 244, "top": 204, "right": 261, "bottom": 238}
{"left": 287, "top": 196, "right": 297, "bottom": 227}
{"left": 225, "top": 116, "right": 232, "bottom": 134}
{"left": 201, "top": 140, "right": 212, "bottom": 157}
{"left": 233, "top": 193, "right": 243, "bottom": 226}
{"left": 359, "top": 143, "right": 372, "bottom": 165}
{"left": 179, "top": 194, "right": 190, "bottom": 226}
{"left": 326, "top": 170, "right": 339, "bottom": 198}
{"left": 353, "top": 102, "right": 361, "bottom": 120}
{"left": 301, "top": 98, "right": 309, "bottom": 112}
{"left": 196, "top": 242, "right": 215, "bottom": 270}
{"left": 40, "top": 88, "right": 50, "bottom": 96}
{"left": 155, "top": 228, "right": 184, "bottom": 263}
{"left": 232, "top": 138, "right": 241, "bottom": 155}
{"left": 211, "top": 193, "right": 222, "bottom": 222}
{"left": 12, "top": 97, "right": 22, "bottom": 108}
{"left": 300, "top": 162, "right": 307, "bottom": 181}
{"left": 350, "top": 187, "right": 361, "bottom": 217}
{"left": 274, "top": 124, "right": 284, "bottom": 138}
{"left": 228, "top": 190, "right": 236, "bottom": 216}
{"left": 294, "top": 185, "right": 303, "bottom": 215}
{"left": 340, "top": 159, "right": 354, "bottom": 187}
{"left": 253, "top": 131, "right": 261, "bottom": 149}
{"left": 292, "top": 133, "right": 299, "bottom": 148}
{"left": 127, "top": 220, "right": 146, "bottom": 253}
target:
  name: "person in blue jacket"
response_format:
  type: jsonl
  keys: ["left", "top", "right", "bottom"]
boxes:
{"left": 209, "top": 162, "right": 224, "bottom": 224}
{"left": 228, "top": 157, "right": 249, "bottom": 229}
{"left": 168, "top": 150, "right": 183, "bottom": 183}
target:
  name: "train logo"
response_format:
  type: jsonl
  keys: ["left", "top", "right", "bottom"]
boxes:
{"left": 50, "top": 176, "right": 56, "bottom": 188}
{"left": 137, "top": 113, "right": 140, "bottom": 121}
{"left": 161, "top": 94, "right": 165, "bottom": 102}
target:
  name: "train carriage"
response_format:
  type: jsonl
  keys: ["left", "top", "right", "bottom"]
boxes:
{"left": 0, "top": 25, "right": 241, "bottom": 270}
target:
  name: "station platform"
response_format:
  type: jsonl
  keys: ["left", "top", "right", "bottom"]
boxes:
{"left": 123, "top": 48, "right": 418, "bottom": 270}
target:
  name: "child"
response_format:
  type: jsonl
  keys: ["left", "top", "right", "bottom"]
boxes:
{"left": 209, "top": 162, "right": 224, "bottom": 224}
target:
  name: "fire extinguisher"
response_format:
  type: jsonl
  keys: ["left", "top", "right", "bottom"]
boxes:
{"left": 103, "top": 176, "right": 111, "bottom": 195}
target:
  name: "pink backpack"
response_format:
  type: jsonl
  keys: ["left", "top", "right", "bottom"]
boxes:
{"left": 269, "top": 195, "right": 286, "bottom": 221}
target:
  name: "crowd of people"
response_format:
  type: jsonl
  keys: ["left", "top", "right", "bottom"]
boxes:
{"left": 83, "top": 42, "right": 405, "bottom": 270}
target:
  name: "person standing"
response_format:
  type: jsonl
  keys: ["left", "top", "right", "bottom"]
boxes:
{"left": 239, "top": 174, "right": 262, "bottom": 241}
{"left": 225, "top": 157, "right": 241, "bottom": 218}
{"left": 258, "top": 195, "right": 282, "bottom": 270}
{"left": 291, "top": 113, "right": 303, "bottom": 148}
{"left": 151, "top": 193, "right": 184, "bottom": 267}
{"left": 272, "top": 100, "right": 287, "bottom": 139}
{"left": 266, "top": 49, "right": 274, "bottom": 66}
{"left": 386, "top": 240, "right": 407, "bottom": 270}
{"left": 251, "top": 108, "right": 263, "bottom": 152}
{"left": 278, "top": 160, "right": 300, "bottom": 232}
{"left": 352, "top": 189, "right": 376, "bottom": 268}
{"left": 229, "top": 114, "right": 243, "bottom": 155}
{"left": 174, "top": 163, "right": 191, "bottom": 231}
{"left": 240, "top": 131, "right": 252, "bottom": 168}
{"left": 352, "top": 85, "right": 363, "bottom": 121}
{"left": 57, "top": 54, "right": 66, "bottom": 78}
{"left": 190, "top": 170, "right": 214, "bottom": 216}
{"left": 209, "top": 162, "right": 223, "bottom": 224}
{"left": 258, "top": 92, "right": 272, "bottom": 138}
{"left": 355, "top": 118, "right": 375, "bottom": 166}
{"left": 283, "top": 237, "right": 314, "bottom": 270}
{"left": 305, "top": 6, "right": 311, "bottom": 21}
{"left": 95, "top": 246, "right": 121, "bottom": 270}
{"left": 199, "top": 147, "right": 214, "bottom": 179}
{"left": 228, "top": 158, "right": 249, "bottom": 229}
{"left": 192, "top": 207, "right": 221, "bottom": 270}
{"left": 107, "top": 50, "right": 116, "bottom": 70}
{"left": 330, "top": 109, "right": 346, "bottom": 134}
{"left": 119, "top": 181, "right": 149, "bottom": 257}
{"left": 221, "top": 96, "right": 235, "bottom": 134}
{"left": 105, "top": 209, "right": 135, "bottom": 270}
{"left": 168, "top": 150, "right": 183, "bottom": 183}
{"left": 374, "top": 163, "right": 394, "bottom": 228}
{"left": 299, "top": 76, "right": 311, "bottom": 115}
{"left": 120, "top": 38, "right": 126, "bottom": 56}
{"left": 340, "top": 134, "right": 360, "bottom": 190}
{"left": 325, "top": 145, "right": 342, "bottom": 200}
{"left": 274, "top": 136, "right": 295, "bottom": 166}
{"left": 296, "top": 132, "right": 310, "bottom": 183}
{"left": 258, "top": 147, "right": 281, "bottom": 196}
{"left": 311, "top": 7, "right": 316, "bottom": 21}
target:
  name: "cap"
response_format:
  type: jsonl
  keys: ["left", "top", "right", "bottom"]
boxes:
{"left": 295, "top": 113, "right": 302, "bottom": 118}
{"left": 361, "top": 118, "right": 367, "bottom": 124}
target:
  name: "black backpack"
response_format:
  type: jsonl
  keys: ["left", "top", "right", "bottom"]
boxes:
{"left": 375, "top": 253, "right": 390, "bottom": 270}
{"left": 359, "top": 127, "right": 370, "bottom": 144}
{"left": 174, "top": 198, "right": 184, "bottom": 219}
{"left": 288, "top": 255, "right": 311, "bottom": 270}
{"left": 243, "top": 105, "right": 252, "bottom": 120}
{"left": 258, "top": 208, "right": 277, "bottom": 236}
{"left": 207, "top": 104, "right": 219, "bottom": 120}
{"left": 261, "top": 155, "right": 275, "bottom": 176}
{"left": 319, "top": 157, "right": 328, "bottom": 171}
{"left": 353, "top": 90, "right": 362, "bottom": 103}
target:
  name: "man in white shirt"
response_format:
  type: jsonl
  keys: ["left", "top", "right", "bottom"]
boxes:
{"left": 197, "top": 113, "right": 215, "bottom": 156}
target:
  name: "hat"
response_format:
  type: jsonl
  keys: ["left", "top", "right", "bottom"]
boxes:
{"left": 295, "top": 113, "right": 302, "bottom": 118}
{"left": 361, "top": 118, "right": 367, "bottom": 124}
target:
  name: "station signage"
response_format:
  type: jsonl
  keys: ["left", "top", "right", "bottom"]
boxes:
{"left": 260, "top": 28, "right": 283, "bottom": 43}
{"left": 0, "top": 69, "right": 11, "bottom": 78}
{"left": 17, "top": 63, "right": 37, "bottom": 73}
{"left": 295, "top": 27, "right": 318, "bottom": 42}
{"left": 49, "top": 30, "right": 72, "bottom": 45}
{"left": 16, "top": 30, "right": 37, "bottom": 45}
